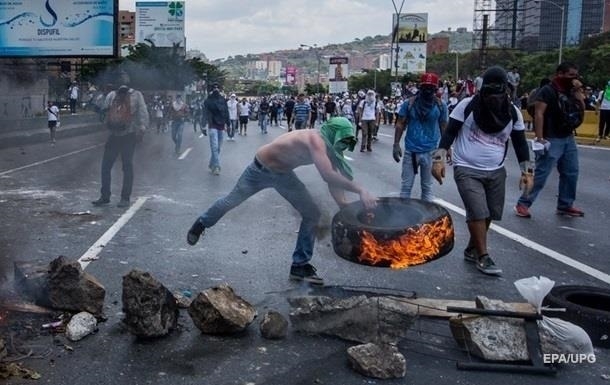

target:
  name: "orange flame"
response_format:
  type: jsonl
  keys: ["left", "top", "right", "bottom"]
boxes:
{"left": 358, "top": 216, "right": 454, "bottom": 269}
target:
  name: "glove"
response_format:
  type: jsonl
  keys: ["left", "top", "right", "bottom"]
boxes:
{"left": 519, "top": 161, "right": 534, "bottom": 195}
{"left": 519, "top": 172, "right": 534, "bottom": 195}
{"left": 431, "top": 148, "right": 447, "bottom": 185}
{"left": 392, "top": 143, "right": 402, "bottom": 163}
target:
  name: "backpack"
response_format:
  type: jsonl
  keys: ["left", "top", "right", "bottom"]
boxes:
{"left": 553, "top": 86, "right": 584, "bottom": 134}
{"left": 105, "top": 90, "right": 132, "bottom": 131}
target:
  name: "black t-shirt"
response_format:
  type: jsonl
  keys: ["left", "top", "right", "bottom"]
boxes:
{"left": 325, "top": 101, "right": 336, "bottom": 114}
{"left": 259, "top": 101, "right": 270, "bottom": 113}
{"left": 536, "top": 84, "right": 571, "bottom": 138}
{"left": 284, "top": 99, "right": 295, "bottom": 113}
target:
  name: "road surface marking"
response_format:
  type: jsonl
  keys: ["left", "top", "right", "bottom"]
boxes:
{"left": 434, "top": 198, "right": 610, "bottom": 285}
{"left": 344, "top": 155, "right": 354, "bottom": 161}
{"left": 0, "top": 144, "right": 102, "bottom": 177}
{"left": 559, "top": 226, "right": 591, "bottom": 234}
{"left": 578, "top": 144, "right": 610, "bottom": 151}
{"left": 178, "top": 147, "right": 192, "bottom": 160}
{"left": 379, "top": 133, "right": 393, "bottom": 138}
{"left": 78, "top": 197, "right": 148, "bottom": 270}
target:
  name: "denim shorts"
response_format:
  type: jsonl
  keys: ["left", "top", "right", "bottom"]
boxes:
{"left": 453, "top": 166, "right": 506, "bottom": 221}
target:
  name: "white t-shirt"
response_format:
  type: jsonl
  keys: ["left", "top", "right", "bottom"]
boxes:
{"left": 598, "top": 90, "right": 610, "bottom": 110}
{"left": 358, "top": 99, "right": 380, "bottom": 120}
{"left": 238, "top": 102, "right": 250, "bottom": 116}
{"left": 69, "top": 85, "right": 79, "bottom": 100}
{"left": 449, "top": 96, "right": 525, "bottom": 171}
{"left": 47, "top": 105, "right": 59, "bottom": 121}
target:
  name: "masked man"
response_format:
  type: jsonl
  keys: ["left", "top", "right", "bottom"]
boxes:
{"left": 186, "top": 117, "right": 377, "bottom": 285}
{"left": 431, "top": 66, "right": 532, "bottom": 276}
{"left": 393, "top": 72, "right": 448, "bottom": 201}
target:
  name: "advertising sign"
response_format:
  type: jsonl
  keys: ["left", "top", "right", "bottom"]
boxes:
{"left": 286, "top": 66, "right": 297, "bottom": 86}
{"left": 328, "top": 57, "right": 348, "bottom": 94}
{"left": 136, "top": 1, "right": 185, "bottom": 48}
{"left": 0, "top": 0, "right": 117, "bottom": 57}
{"left": 392, "top": 13, "right": 428, "bottom": 74}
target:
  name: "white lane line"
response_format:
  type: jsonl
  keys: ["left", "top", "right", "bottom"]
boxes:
{"left": 0, "top": 144, "right": 102, "bottom": 177}
{"left": 578, "top": 144, "right": 610, "bottom": 151}
{"left": 378, "top": 133, "right": 393, "bottom": 138}
{"left": 345, "top": 155, "right": 354, "bottom": 161}
{"left": 78, "top": 197, "right": 148, "bottom": 270}
{"left": 178, "top": 147, "right": 192, "bottom": 160}
{"left": 559, "top": 226, "right": 591, "bottom": 234}
{"left": 434, "top": 198, "right": 610, "bottom": 285}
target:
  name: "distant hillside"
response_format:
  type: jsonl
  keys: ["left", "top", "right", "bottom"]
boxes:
{"left": 214, "top": 34, "right": 392, "bottom": 78}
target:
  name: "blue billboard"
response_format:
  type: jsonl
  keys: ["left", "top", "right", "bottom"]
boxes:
{"left": 0, "top": 0, "right": 117, "bottom": 57}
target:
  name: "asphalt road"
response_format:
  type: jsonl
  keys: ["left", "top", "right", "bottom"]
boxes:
{"left": 1, "top": 121, "right": 609, "bottom": 385}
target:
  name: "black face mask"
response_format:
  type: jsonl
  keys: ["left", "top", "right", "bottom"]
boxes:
{"left": 483, "top": 92, "right": 508, "bottom": 112}
{"left": 420, "top": 87, "right": 435, "bottom": 101}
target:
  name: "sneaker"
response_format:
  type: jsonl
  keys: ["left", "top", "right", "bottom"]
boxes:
{"left": 596, "top": 137, "right": 602, "bottom": 143}
{"left": 463, "top": 246, "right": 478, "bottom": 263}
{"left": 212, "top": 167, "right": 220, "bottom": 175}
{"left": 187, "top": 219, "right": 205, "bottom": 245}
{"left": 556, "top": 206, "right": 584, "bottom": 217}
{"left": 514, "top": 204, "right": 531, "bottom": 218}
{"left": 367, "top": 147, "right": 372, "bottom": 152}
{"left": 92, "top": 197, "right": 110, "bottom": 206}
{"left": 117, "top": 199, "right": 130, "bottom": 208}
{"left": 289, "top": 263, "right": 324, "bottom": 285}
{"left": 360, "top": 147, "right": 365, "bottom": 152}
{"left": 476, "top": 254, "right": 502, "bottom": 276}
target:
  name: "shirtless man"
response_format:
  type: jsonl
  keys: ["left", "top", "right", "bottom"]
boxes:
{"left": 186, "top": 117, "right": 377, "bottom": 285}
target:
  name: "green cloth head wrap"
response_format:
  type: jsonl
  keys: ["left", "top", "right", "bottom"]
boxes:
{"left": 319, "top": 117, "right": 356, "bottom": 180}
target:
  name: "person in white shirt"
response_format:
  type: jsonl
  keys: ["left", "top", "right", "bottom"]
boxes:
{"left": 68, "top": 81, "right": 79, "bottom": 114}
{"left": 46, "top": 101, "right": 59, "bottom": 144}
{"left": 238, "top": 98, "right": 250, "bottom": 136}
{"left": 356, "top": 90, "right": 381, "bottom": 152}
{"left": 226, "top": 94, "right": 239, "bottom": 141}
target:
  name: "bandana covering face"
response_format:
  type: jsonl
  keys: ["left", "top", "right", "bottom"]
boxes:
{"left": 319, "top": 117, "right": 356, "bottom": 180}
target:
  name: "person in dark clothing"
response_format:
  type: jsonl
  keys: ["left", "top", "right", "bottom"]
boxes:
{"left": 204, "top": 83, "right": 230, "bottom": 175}
{"left": 284, "top": 96, "right": 296, "bottom": 131}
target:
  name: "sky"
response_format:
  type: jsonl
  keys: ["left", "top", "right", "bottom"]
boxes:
{"left": 120, "top": 0, "right": 474, "bottom": 60}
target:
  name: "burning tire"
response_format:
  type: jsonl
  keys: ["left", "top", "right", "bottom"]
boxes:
{"left": 543, "top": 285, "right": 610, "bottom": 348}
{"left": 331, "top": 197, "right": 454, "bottom": 269}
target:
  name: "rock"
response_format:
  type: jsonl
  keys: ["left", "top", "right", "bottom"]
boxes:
{"left": 450, "top": 296, "right": 538, "bottom": 361}
{"left": 66, "top": 312, "right": 97, "bottom": 341}
{"left": 347, "top": 343, "right": 406, "bottom": 379}
{"left": 122, "top": 270, "right": 179, "bottom": 338}
{"left": 259, "top": 311, "right": 288, "bottom": 340}
{"left": 47, "top": 256, "right": 105, "bottom": 316}
{"left": 188, "top": 283, "right": 256, "bottom": 334}
{"left": 288, "top": 295, "right": 417, "bottom": 344}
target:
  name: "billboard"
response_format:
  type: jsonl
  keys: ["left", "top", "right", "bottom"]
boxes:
{"left": 392, "top": 13, "right": 428, "bottom": 74}
{"left": 136, "top": 1, "right": 185, "bottom": 48}
{"left": 0, "top": 0, "right": 117, "bottom": 58}
{"left": 286, "top": 66, "right": 297, "bottom": 86}
{"left": 328, "top": 57, "right": 348, "bottom": 94}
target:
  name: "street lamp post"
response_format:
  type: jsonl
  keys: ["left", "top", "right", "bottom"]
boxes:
{"left": 535, "top": 0, "right": 565, "bottom": 64}
{"left": 300, "top": 44, "right": 321, "bottom": 95}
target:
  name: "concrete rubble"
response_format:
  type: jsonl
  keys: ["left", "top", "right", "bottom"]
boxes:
{"left": 66, "top": 312, "right": 97, "bottom": 341}
{"left": 288, "top": 295, "right": 418, "bottom": 344}
{"left": 122, "top": 270, "right": 179, "bottom": 338}
{"left": 347, "top": 342, "right": 406, "bottom": 379}
{"left": 188, "top": 283, "right": 257, "bottom": 334}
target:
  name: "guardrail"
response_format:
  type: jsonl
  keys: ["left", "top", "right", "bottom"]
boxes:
{"left": 522, "top": 110, "right": 600, "bottom": 138}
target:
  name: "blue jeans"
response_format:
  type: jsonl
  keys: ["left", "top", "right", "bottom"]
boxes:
{"left": 400, "top": 150, "right": 434, "bottom": 201}
{"left": 208, "top": 128, "right": 224, "bottom": 169}
{"left": 198, "top": 159, "right": 321, "bottom": 265}
{"left": 228, "top": 119, "right": 238, "bottom": 138}
{"left": 100, "top": 133, "right": 137, "bottom": 201}
{"left": 259, "top": 113, "right": 268, "bottom": 132}
{"left": 517, "top": 135, "right": 579, "bottom": 209}
{"left": 171, "top": 119, "right": 184, "bottom": 153}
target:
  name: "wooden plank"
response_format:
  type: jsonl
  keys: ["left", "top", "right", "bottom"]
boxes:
{"left": 0, "top": 300, "right": 53, "bottom": 314}
{"left": 388, "top": 298, "right": 536, "bottom": 318}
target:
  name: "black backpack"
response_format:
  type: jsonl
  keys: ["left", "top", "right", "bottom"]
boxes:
{"left": 553, "top": 87, "right": 584, "bottom": 133}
